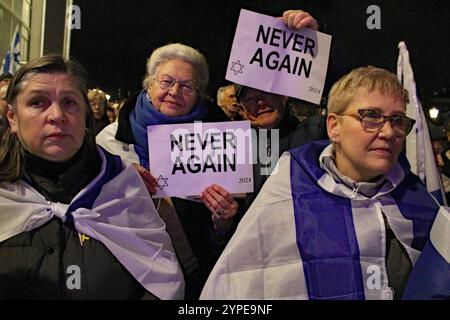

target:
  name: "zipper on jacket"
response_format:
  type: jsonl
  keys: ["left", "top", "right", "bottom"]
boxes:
{"left": 351, "top": 183, "right": 360, "bottom": 198}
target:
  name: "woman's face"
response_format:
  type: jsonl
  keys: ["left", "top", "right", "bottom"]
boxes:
{"left": 7, "top": 72, "right": 87, "bottom": 162}
{"left": 89, "top": 97, "right": 105, "bottom": 119}
{"left": 328, "top": 89, "right": 406, "bottom": 182}
{"left": 148, "top": 59, "right": 199, "bottom": 117}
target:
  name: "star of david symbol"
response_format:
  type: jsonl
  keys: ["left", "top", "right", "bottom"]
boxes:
{"left": 230, "top": 60, "right": 244, "bottom": 75}
{"left": 156, "top": 175, "right": 169, "bottom": 190}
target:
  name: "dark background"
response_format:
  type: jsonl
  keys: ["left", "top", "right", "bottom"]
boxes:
{"left": 71, "top": 0, "right": 450, "bottom": 107}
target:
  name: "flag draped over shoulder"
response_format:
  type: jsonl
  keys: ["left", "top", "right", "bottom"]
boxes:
{"left": 1, "top": 25, "right": 21, "bottom": 74}
{"left": 200, "top": 142, "right": 438, "bottom": 300}
{"left": 397, "top": 41, "right": 446, "bottom": 205}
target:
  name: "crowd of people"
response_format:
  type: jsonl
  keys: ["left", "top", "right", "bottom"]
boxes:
{"left": 0, "top": 8, "right": 448, "bottom": 300}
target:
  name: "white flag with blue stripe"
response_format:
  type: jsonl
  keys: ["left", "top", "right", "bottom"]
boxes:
{"left": 1, "top": 25, "right": 21, "bottom": 74}
{"left": 201, "top": 142, "right": 439, "bottom": 300}
{"left": 403, "top": 206, "right": 450, "bottom": 299}
{"left": 397, "top": 41, "right": 446, "bottom": 205}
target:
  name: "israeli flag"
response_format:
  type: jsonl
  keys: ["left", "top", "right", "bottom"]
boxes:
{"left": 403, "top": 206, "right": 450, "bottom": 299}
{"left": 397, "top": 41, "right": 447, "bottom": 205}
{"left": 1, "top": 50, "right": 11, "bottom": 74}
{"left": 1, "top": 25, "right": 21, "bottom": 74}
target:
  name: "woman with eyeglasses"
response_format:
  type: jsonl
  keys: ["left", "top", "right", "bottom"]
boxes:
{"left": 201, "top": 66, "right": 441, "bottom": 300}
{"left": 96, "top": 42, "right": 241, "bottom": 299}
{"left": 0, "top": 55, "right": 183, "bottom": 299}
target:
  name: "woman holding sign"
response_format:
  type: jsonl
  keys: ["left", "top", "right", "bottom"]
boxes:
{"left": 0, "top": 55, "right": 183, "bottom": 299}
{"left": 201, "top": 66, "right": 441, "bottom": 300}
{"left": 96, "top": 42, "right": 240, "bottom": 299}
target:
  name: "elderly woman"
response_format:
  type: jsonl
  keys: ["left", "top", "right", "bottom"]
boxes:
{"left": 0, "top": 55, "right": 183, "bottom": 299}
{"left": 201, "top": 66, "right": 441, "bottom": 300}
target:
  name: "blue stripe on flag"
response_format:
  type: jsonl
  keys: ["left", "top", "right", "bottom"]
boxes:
{"left": 430, "top": 189, "right": 444, "bottom": 206}
{"left": 1, "top": 50, "right": 11, "bottom": 74}
{"left": 402, "top": 240, "right": 450, "bottom": 299}
{"left": 68, "top": 148, "right": 123, "bottom": 212}
{"left": 389, "top": 173, "right": 438, "bottom": 251}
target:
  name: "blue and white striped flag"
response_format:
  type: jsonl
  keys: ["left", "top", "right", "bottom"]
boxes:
{"left": 397, "top": 41, "right": 447, "bottom": 205}
{"left": 403, "top": 206, "right": 450, "bottom": 299}
{"left": 1, "top": 50, "right": 11, "bottom": 74}
{"left": 1, "top": 25, "right": 21, "bottom": 74}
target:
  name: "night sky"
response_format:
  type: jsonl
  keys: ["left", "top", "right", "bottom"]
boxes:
{"left": 71, "top": 0, "right": 450, "bottom": 104}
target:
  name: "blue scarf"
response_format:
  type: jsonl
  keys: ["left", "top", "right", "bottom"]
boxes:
{"left": 289, "top": 141, "right": 438, "bottom": 299}
{"left": 129, "top": 90, "right": 207, "bottom": 168}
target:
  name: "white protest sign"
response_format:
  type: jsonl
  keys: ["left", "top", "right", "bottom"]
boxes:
{"left": 226, "top": 9, "right": 332, "bottom": 105}
{"left": 147, "top": 121, "right": 254, "bottom": 198}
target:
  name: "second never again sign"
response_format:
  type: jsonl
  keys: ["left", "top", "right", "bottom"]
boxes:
{"left": 226, "top": 9, "right": 332, "bottom": 105}
{"left": 148, "top": 121, "right": 254, "bottom": 198}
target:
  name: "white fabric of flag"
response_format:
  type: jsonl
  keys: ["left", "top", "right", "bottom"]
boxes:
{"left": 397, "top": 41, "right": 446, "bottom": 205}
{"left": 1, "top": 25, "right": 21, "bottom": 74}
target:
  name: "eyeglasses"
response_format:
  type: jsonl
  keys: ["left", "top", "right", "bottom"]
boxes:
{"left": 153, "top": 74, "right": 198, "bottom": 96}
{"left": 338, "top": 109, "right": 416, "bottom": 136}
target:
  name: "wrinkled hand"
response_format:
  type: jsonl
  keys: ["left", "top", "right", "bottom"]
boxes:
{"left": 201, "top": 184, "right": 239, "bottom": 230}
{"left": 281, "top": 9, "right": 318, "bottom": 31}
{"left": 133, "top": 163, "right": 157, "bottom": 195}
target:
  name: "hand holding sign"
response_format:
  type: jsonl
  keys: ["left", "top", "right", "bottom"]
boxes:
{"left": 201, "top": 184, "right": 239, "bottom": 231}
{"left": 281, "top": 9, "right": 318, "bottom": 31}
{"left": 226, "top": 9, "right": 331, "bottom": 105}
{"left": 148, "top": 121, "right": 253, "bottom": 198}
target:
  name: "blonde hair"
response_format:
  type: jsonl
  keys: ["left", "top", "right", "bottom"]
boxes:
{"left": 327, "top": 66, "right": 409, "bottom": 114}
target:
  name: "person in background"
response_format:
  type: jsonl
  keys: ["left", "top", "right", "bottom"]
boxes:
{"left": 88, "top": 88, "right": 110, "bottom": 134}
{"left": 201, "top": 66, "right": 440, "bottom": 300}
{"left": 287, "top": 97, "right": 318, "bottom": 122}
{"left": 234, "top": 84, "right": 328, "bottom": 212}
{"left": 106, "top": 105, "right": 117, "bottom": 123}
{"left": 0, "top": 55, "right": 183, "bottom": 300}
{"left": 0, "top": 72, "right": 12, "bottom": 90}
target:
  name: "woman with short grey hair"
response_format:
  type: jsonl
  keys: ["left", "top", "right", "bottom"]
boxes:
{"left": 96, "top": 42, "right": 239, "bottom": 299}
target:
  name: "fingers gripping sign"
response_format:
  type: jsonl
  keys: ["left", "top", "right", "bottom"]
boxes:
{"left": 201, "top": 184, "right": 239, "bottom": 230}
{"left": 281, "top": 9, "right": 319, "bottom": 31}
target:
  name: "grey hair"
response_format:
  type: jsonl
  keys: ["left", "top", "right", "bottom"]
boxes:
{"left": 142, "top": 43, "right": 209, "bottom": 95}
